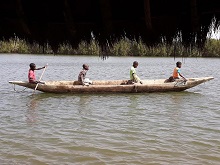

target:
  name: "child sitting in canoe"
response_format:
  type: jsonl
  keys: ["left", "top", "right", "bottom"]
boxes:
{"left": 165, "top": 61, "right": 187, "bottom": 82}
{"left": 28, "top": 63, "right": 46, "bottom": 84}
{"left": 78, "top": 64, "right": 92, "bottom": 85}
{"left": 173, "top": 61, "right": 187, "bottom": 81}
{"left": 130, "top": 61, "right": 143, "bottom": 84}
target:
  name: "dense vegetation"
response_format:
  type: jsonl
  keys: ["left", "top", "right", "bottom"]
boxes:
{"left": 0, "top": 36, "right": 220, "bottom": 57}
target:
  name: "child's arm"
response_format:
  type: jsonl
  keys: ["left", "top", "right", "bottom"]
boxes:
{"left": 179, "top": 73, "right": 187, "bottom": 81}
{"left": 177, "top": 68, "right": 187, "bottom": 81}
{"left": 35, "top": 66, "right": 46, "bottom": 70}
{"left": 133, "top": 74, "right": 143, "bottom": 84}
{"left": 80, "top": 74, "right": 85, "bottom": 84}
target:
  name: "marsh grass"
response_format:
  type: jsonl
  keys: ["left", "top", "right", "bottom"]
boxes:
{"left": 77, "top": 40, "right": 101, "bottom": 55}
{"left": 0, "top": 37, "right": 53, "bottom": 54}
{"left": 57, "top": 42, "right": 75, "bottom": 55}
{"left": 0, "top": 37, "right": 29, "bottom": 53}
{"left": 0, "top": 36, "right": 220, "bottom": 57}
{"left": 203, "top": 38, "right": 220, "bottom": 57}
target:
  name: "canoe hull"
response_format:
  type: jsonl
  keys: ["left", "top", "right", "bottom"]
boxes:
{"left": 9, "top": 77, "right": 214, "bottom": 94}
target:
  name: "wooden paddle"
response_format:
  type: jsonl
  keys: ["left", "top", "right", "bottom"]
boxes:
{"left": 34, "top": 64, "right": 48, "bottom": 93}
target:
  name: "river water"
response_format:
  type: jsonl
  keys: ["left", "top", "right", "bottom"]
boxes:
{"left": 0, "top": 54, "right": 219, "bottom": 165}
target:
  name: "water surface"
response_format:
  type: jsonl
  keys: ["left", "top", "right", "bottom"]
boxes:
{"left": 0, "top": 54, "right": 219, "bottom": 165}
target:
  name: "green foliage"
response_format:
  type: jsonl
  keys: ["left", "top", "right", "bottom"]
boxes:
{"left": 76, "top": 40, "right": 100, "bottom": 55}
{"left": 203, "top": 39, "right": 220, "bottom": 57}
{"left": 130, "top": 39, "right": 148, "bottom": 56}
{"left": 0, "top": 36, "right": 220, "bottom": 57}
{"left": 109, "top": 37, "right": 132, "bottom": 56}
{"left": 0, "top": 37, "right": 29, "bottom": 53}
{"left": 57, "top": 42, "right": 75, "bottom": 55}
{"left": 76, "top": 41, "right": 88, "bottom": 55}
{"left": 87, "top": 40, "right": 100, "bottom": 55}
{"left": 29, "top": 42, "right": 53, "bottom": 54}
{"left": 28, "top": 42, "right": 44, "bottom": 54}
{"left": 0, "top": 36, "right": 53, "bottom": 54}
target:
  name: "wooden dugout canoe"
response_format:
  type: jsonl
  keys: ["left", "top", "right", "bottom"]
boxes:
{"left": 9, "top": 77, "right": 214, "bottom": 94}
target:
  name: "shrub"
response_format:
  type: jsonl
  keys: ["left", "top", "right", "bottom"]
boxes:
{"left": 109, "top": 37, "right": 131, "bottom": 56}
{"left": 57, "top": 42, "right": 75, "bottom": 55}
{"left": 0, "top": 37, "right": 29, "bottom": 53}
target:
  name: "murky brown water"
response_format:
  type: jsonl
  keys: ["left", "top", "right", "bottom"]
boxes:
{"left": 0, "top": 54, "right": 219, "bottom": 165}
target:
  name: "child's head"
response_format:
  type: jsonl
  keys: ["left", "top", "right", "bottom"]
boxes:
{"left": 83, "top": 64, "right": 89, "bottom": 70}
{"left": 133, "top": 61, "right": 138, "bottom": 68}
{"left": 29, "top": 63, "right": 36, "bottom": 70}
{"left": 176, "top": 61, "right": 182, "bottom": 68}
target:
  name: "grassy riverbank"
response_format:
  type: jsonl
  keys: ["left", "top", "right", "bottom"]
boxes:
{"left": 1, "top": 36, "right": 220, "bottom": 57}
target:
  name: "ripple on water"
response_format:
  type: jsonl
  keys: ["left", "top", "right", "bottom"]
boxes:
{"left": 0, "top": 55, "right": 220, "bottom": 164}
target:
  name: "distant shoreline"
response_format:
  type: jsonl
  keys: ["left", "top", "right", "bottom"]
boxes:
{"left": 1, "top": 37, "right": 220, "bottom": 57}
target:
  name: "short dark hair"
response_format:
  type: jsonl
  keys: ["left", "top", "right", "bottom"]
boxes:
{"left": 29, "top": 63, "right": 36, "bottom": 69}
{"left": 133, "top": 61, "right": 138, "bottom": 65}
{"left": 83, "top": 64, "right": 88, "bottom": 69}
{"left": 176, "top": 61, "right": 182, "bottom": 67}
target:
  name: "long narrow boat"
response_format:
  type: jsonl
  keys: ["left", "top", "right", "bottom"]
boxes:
{"left": 9, "top": 77, "right": 213, "bottom": 94}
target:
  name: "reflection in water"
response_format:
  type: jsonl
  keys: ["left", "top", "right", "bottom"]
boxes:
{"left": 128, "top": 94, "right": 139, "bottom": 110}
{"left": 78, "top": 95, "right": 92, "bottom": 115}
{"left": 169, "top": 93, "right": 183, "bottom": 122}
{"left": 1, "top": 55, "right": 219, "bottom": 164}
{"left": 168, "top": 91, "right": 203, "bottom": 121}
{"left": 25, "top": 93, "right": 54, "bottom": 124}
{"left": 26, "top": 95, "right": 39, "bottom": 124}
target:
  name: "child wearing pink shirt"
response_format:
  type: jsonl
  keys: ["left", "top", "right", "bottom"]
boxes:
{"left": 28, "top": 63, "right": 46, "bottom": 83}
